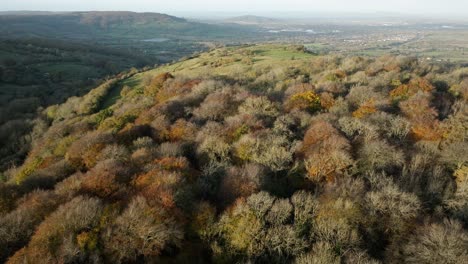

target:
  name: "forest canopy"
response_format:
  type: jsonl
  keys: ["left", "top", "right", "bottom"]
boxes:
{"left": 1, "top": 45, "right": 467, "bottom": 263}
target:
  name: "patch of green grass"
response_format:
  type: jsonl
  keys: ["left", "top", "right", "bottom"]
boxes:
{"left": 252, "top": 47, "right": 313, "bottom": 60}
{"left": 99, "top": 84, "right": 123, "bottom": 110}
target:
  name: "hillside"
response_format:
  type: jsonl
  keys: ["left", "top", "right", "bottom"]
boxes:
{"left": 0, "top": 11, "right": 241, "bottom": 171}
{"left": 0, "top": 11, "right": 259, "bottom": 40}
{"left": 1, "top": 45, "right": 467, "bottom": 263}
{"left": 0, "top": 38, "right": 156, "bottom": 171}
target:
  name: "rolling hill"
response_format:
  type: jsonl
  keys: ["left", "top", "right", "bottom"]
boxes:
{"left": 225, "top": 15, "right": 282, "bottom": 25}
{"left": 0, "top": 11, "right": 259, "bottom": 40}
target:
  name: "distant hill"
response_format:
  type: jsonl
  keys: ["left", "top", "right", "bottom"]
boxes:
{"left": 0, "top": 11, "right": 258, "bottom": 40}
{"left": 77, "top": 11, "right": 186, "bottom": 28}
{"left": 0, "top": 11, "right": 59, "bottom": 16}
{"left": 0, "top": 11, "right": 189, "bottom": 38}
{"left": 225, "top": 15, "right": 281, "bottom": 25}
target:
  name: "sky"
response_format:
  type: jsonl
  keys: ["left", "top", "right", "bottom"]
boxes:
{"left": 1, "top": 0, "right": 468, "bottom": 16}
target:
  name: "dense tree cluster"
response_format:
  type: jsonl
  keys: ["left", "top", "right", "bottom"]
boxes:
{"left": 1, "top": 45, "right": 467, "bottom": 263}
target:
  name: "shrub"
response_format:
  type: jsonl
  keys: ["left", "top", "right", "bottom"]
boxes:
{"left": 440, "top": 142, "right": 468, "bottom": 170}
{"left": 291, "top": 191, "right": 317, "bottom": 236}
{"left": 133, "top": 166, "right": 184, "bottom": 209}
{"left": 54, "top": 172, "right": 84, "bottom": 199}
{"left": 273, "top": 114, "right": 300, "bottom": 139}
{"left": 387, "top": 115, "right": 411, "bottom": 140}
{"left": 214, "top": 191, "right": 310, "bottom": 261}
{"left": 52, "top": 136, "right": 77, "bottom": 157}
{"left": 154, "top": 78, "right": 195, "bottom": 103}
{"left": 449, "top": 78, "right": 468, "bottom": 100}
{"left": 440, "top": 100, "right": 468, "bottom": 143}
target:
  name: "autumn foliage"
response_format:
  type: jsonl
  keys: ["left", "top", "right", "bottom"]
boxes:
{"left": 2, "top": 47, "right": 467, "bottom": 263}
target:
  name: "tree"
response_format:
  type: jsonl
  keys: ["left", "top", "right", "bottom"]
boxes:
{"left": 302, "top": 121, "right": 353, "bottom": 182}
{"left": 65, "top": 131, "right": 113, "bottom": 169}
{"left": 0, "top": 191, "right": 60, "bottom": 262}
{"left": 102, "top": 196, "right": 183, "bottom": 262}
{"left": 295, "top": 242, "right": 340, "bottom": 264}
{"left": 80, "top": 159, "right": 130, "bottom": 199}
{"left": 193, "top": 88, "right": 238, "bottom": 121}
{"left": 285, "top": 90, "right": 322, "bottom": 113}
{"left": 144, "top": 72, "right": 174, "bottom": 97}
{"left": 234, "top": 131, "right": 293, "bottom": 171}
{"left": 399, "top": 92, "right": 442, "bottom": 141}
{"left": 390, "top": 77, "right": 434, "bottom": 102}
{"left": 400, "top": 219, "right": 468, "bottom": 264}
{"left": 357, "top": 139, "right": 404, "bottom": 173}
{"left": 8, "top": 196, "right": 103, "bottom": 263}
{"left": 238, "top": 96, "right": 279, "bottom": 119}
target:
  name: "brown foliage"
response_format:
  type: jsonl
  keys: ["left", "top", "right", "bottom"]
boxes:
{"left": 134, "top": 168, "right": 182, "bottom": 209}
{"left": 352, "top": 99, "right": 377, "bottom": 119}
{"left": 166, "top": 119, "right": 197, "bottom": 142}
{"left": 390, "top": 77, "right": 434, "bottom": 101}
{"left": 144, "top": 72, "right": 174, "bottom": 97}
{"left": 80, "top": 159, "right": 130, "bottom": 198}
{"left": 9, "top": 196, "right": 103, "bottom": 263}
{"left": 102, "top": 196, "right": 183, "bottom": 262}
{"left": 65, "top": 131, "right": 113, "bottom": 169}
{"left": 319, "top": 92, "right": 335, "bottom": 110}
{"left": 302, "top": 121, "right": 352, "bottom": 182}
{"left": 400, "top": 92, "right": 443, "bottom": 141}
{"left": 155, "top": 78, "right": 199, "bottom": 103}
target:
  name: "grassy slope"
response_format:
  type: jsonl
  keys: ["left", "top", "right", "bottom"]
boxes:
{"left": 120, "top": 45, "right": 313, "bottom": 90}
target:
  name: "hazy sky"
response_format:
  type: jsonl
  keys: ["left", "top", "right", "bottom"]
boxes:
{"left": 2, "top": 0, "right": 468, "bottom": 15}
